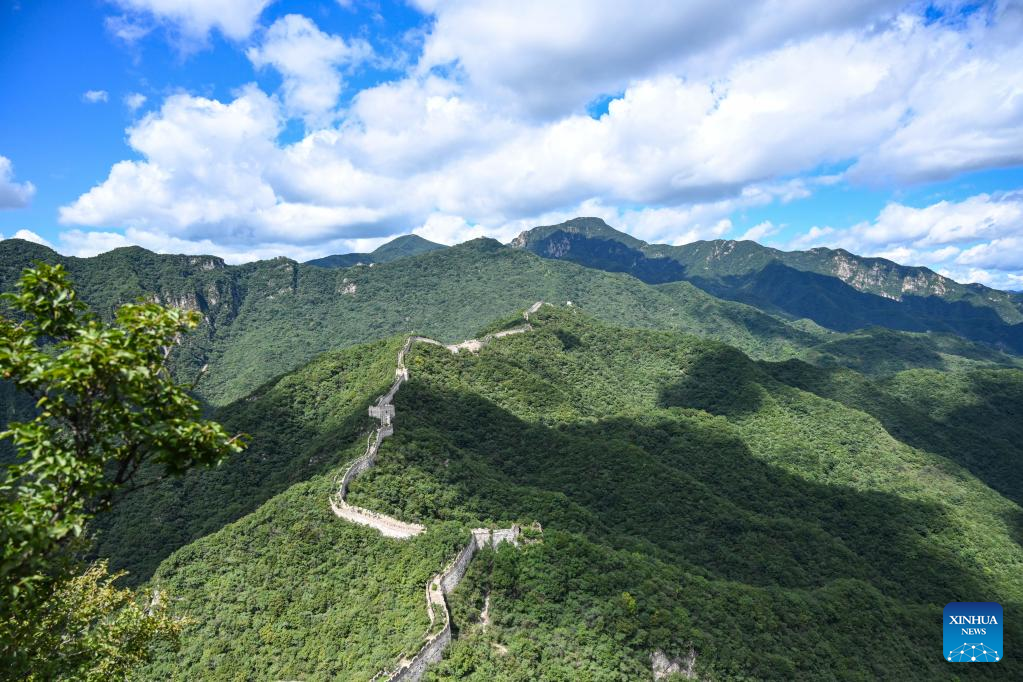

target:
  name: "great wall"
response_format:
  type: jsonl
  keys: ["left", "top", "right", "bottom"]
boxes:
{"left": 330, "top": 301, "right": 545, "bottom": 681}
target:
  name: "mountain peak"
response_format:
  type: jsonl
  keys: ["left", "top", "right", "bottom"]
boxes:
{"left": 370, "top": 234, "right": 445, "bottom": 262}
{"left": 305, "top": 233, "right": 445, "bottom": 268}
{"left": 511, "top": 216, "right": 645, "bottom": 249}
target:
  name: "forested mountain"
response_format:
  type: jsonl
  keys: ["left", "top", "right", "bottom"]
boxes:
{"left": 2, "top": 237, "right": 1018, "bottom": 411}
{"left": 3, "top": 231, "right": 1021, "bottom": 679}
{"left": 512, "top": 218, "right": 1023, "bottom": 351}
{"left": 90, "top": 305, "right": 1022, "bottom": 680}
{"left": 305, "top": 234, "right": 446, "bottom": 268}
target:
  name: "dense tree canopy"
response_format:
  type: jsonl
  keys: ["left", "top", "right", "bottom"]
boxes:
{"left": 0, "top": 264, "right": 244, "bottom": 679}
{"left": 92, "top": 306, "right": 1023, "bottom": 680}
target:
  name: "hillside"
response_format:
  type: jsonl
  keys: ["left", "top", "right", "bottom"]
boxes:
{"left": 92, "top": 306, "right": 1023, "bottom": 680}
{"left": 305, "top": 234, "right": 446, "bottom": 268}
{"left": 2, "top": 237, "right": 1018, "bottom": 412}
{"left": 512, "top": 218, "right": 1023, "bottom": 351}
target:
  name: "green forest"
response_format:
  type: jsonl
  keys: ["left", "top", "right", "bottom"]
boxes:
{"left": 2, "top": 237, "right": 1018, "bottom": 411}
{"left": 80, "top": 304, "right": 1023, "bottom": 680}
{"left": 6, "top": 1, "right": 1023, "bottom": 677}
{"left": 2, "top": 238, "right": 1022, "bottom": 680}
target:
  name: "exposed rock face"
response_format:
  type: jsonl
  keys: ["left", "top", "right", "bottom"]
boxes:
{"left": 187, "top": 256, "right": 224, "bottom": 271}
{"left": 651, "top": 648, "right": 697, "bottom": 680}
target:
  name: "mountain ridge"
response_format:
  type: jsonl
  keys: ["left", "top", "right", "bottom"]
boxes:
{"left": 305, "top": 234, "right": 446, "bottom": 269}
{"left": 2, "top": 235, "right": 1019, "bottom": 411}
{"left": 510, "top": 217, "right": 1023, "bottom": 351}
{"left": 512, "top": 217, "right": 1021, "bottom": 312}
{"left": 100, "top": 304, "right": 1023, "bottom": 680}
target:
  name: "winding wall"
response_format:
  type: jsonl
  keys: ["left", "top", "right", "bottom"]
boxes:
{"left": 330, "top": 303, "right": 544, "bottom": 681}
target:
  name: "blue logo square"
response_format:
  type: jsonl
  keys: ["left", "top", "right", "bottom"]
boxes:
{"left": 944, "top": 602, "right": 1002, "bottom": 662}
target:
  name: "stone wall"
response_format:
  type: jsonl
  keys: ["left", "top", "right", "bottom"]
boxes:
{"left": 445, "top": 324, "right": 531, "bottom": 354}
{"left": 330, "top": 304, "right": 542, "bottom": 680}
{"left": 488, "top": 526, "right": 521, "bottom": 547}
{"left": 331, "top": 427, "right": 425, "bottom": 538}
{"left": 439, "top": 540, "right": 478, "bottom": 594}
{"left": 384, "top": 524, "right": 522, "bottom": 681}
{"left": 387, "top": 626, "right": 451, "bottom": 682}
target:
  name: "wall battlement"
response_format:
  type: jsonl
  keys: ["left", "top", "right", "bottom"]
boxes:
{"left": 329, "top": 303, "right": 544, "bottom": 681}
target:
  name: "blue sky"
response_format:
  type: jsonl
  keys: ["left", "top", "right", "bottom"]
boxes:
{"left": 1, "top": 1, "right": 1022, "bottom": 289}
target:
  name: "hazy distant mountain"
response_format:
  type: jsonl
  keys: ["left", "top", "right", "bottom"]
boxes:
{"left": 305, "top": 234, "right": 445, "bottom": 268}
{"left": 512, "top": 217, "right": 1023, "bottom": 352}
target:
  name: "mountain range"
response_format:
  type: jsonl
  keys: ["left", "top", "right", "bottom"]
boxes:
{"left": 1, "top": 220, "right": 1022, "bottom": 680}
{"left": 2, "top": 222, "right": 1020, "bottom": 407}
{"left": 511, "top": 217, "right": 1023, "bottom": 352}
{"left": 92, "top": 306, "right": 1023, "bottom": 680}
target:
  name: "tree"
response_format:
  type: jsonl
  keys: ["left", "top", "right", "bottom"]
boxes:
{"left": 0, "top": 263, "right": 245, "bottom": 678}
{"left": 11, "top": 561, "right": 183, "bottom": 682}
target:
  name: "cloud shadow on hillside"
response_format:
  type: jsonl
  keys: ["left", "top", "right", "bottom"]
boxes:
{"left": 353, "top": 379, "right": 1007, "bottom": 611}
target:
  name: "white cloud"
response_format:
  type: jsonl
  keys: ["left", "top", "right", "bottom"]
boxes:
{"left": 1, "top": 229, "right": 53, "bottom": 248}
{"left": 789, "top": 226, "right": 836, "bottom": 250}
{"left": 849, "top": 5, "right": 1023, "bottom": 183}
{"left": 105, "top": 14, "right": 153, "bottom": 44}
{"left": 83, "top": 90, "right": 109, "bottom": 103}
{"left": 61, "top": 85, "right": 285, "bottom": 237}
{"left": 855, "top": 192, "right": 1023, "bottom": 248}
{"left": 0, "top": 156, "right": 35, "bottom": 209}
{"left": 739, "top": 221, "right": 779, "bottom": 242}
{"left": 247, "top": 14, "right": 371, "bottom": 128}
{"left": 124, "top": 92, "right": 148, "bottom": 111}
{"left": 61, "top": 1, "right": 1023, "bottom": 282}
{"left": 412, "top": 0, "right": 906, "bottom": 118}
{"left": 111, "top": 0, "right": 272, "bottom": 42}
{"left": 412, "top": 213, "right": 485, "bottom": 245}
{"left": 13, "top": 229, "right": 51, "bottom": 247}
{"left": 957, "top": 236, "right": 1023, "bottom": 271}
{"left": 60, "top": 86, "right": 397, "bottom": 247}
{"left": 58, "top": 226, "right": 389, "bottom": 264}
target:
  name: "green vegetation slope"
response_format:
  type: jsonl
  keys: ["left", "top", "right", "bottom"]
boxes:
{"left": 2, "top": 237, "right": 1017, "bottom": 413}
{"left": 95, "top": 306, "right": 1023, "bottom": 680}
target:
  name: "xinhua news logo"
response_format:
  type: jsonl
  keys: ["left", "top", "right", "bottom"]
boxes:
{"left": 944, "top": 602, "right": 1002, "bottom": 663}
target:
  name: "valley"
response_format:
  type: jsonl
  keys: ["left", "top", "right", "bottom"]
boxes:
{"left": 84, "top": 301, "right": 1022, "bottom": 680}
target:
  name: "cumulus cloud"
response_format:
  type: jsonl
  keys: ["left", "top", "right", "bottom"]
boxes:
{"left": 957, "top": 236, "right": 1023, "bottom": 271}
{"left": 413, "top": 0, "right": 907, "bottom": 118}
{"left": 247, "top": 15, "right": 372, "bottom": 128}
{"left": 83, "top": 90, "right": 109, "bottom": 103}
{"left": 0, "top": 156, "right": 35, "bottom": 209}
{"left": 739, "top": 221, "right": 779, "bottom": 242}
{"left": 60, "top": 3, "right": 1023, "bottom": 282}
{"left": 2, "top": 229, "right": 53, "bottom": 247}
{"left": 58, "top": 226, "right": 389, "bottom": 263}
{"left": 855, "top": 192, "right": 1023, "bottom": 248}
{"left": 848, "top": 14, "right": 1023, "bottom": 183}
{"left": 111, "top": 0, "right": 272, "bottom": 42}
{"left": 60, "top": 86, "right": 397, "bottom": 249}
{"left": 789, "top": 226, "right": 837, "bottom": 251}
